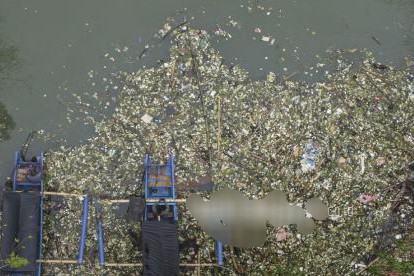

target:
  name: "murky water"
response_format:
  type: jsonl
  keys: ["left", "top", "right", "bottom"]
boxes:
{"left": 0, "top": 0, "right": 413, "bottom": 181}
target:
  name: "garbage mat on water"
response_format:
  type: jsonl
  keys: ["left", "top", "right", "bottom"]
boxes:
{"left": 40, "top": 25, "right": 414, "bottom": 276}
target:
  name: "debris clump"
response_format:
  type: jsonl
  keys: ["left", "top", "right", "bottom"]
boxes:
{"left": 44, "top": 27, "right": 414, "bottom": 276}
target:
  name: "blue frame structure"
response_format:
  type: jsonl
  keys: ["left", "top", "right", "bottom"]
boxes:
{"left": 7, "top": 151, "right": 44, "bottom": 276}
{"left": 94, "top": 199, "right": 105, "bottom": 267}
{"left": 142, "top": 154, "right": 223, "bottom": 266}
{"left": 215, "top": 241, "right": 223, "bottom": 266}
{"left": 77, "top": 195, "right": 89, "bottom": 264}
{"left": 143, "top": 154, "right": 178, "bottom": 222}
{"left": 77, "top": 196, "right": 105, "bottom": 268}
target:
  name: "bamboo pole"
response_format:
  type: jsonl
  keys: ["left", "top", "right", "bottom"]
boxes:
{"left": 197, "top": 251, "right": 201, "bottom": 276}
{"left": 107, "top": 199, "right": 130, "bottom": 203}
{"left": 143, "top": 198, "right": 186, "bottom": 203}
{"left": 37, "top": 259, "right": 78, "bottom": 264}
{"left": 25, "top": 191, "right": 188, "bottom": 203}
{"left": 229, "top": 246, "right": 242, "bottom": 274}
{"left": 109, "top": 199, "right": 188, "bottom": 203}
{"left": 283, "top": 71, "right": 298, "bottom": 81}
{"left": 217, "top": 96, "right": 222, "bottom": 157}
{"left": 37, "top": 260, "right": 217, "bottom": 267}
{"left": 43, "top": 191, "right": 84, "bottom": 197}
{"left": 181, "top": 263, "right": 216, "bottom": 267}
{"left": 356, "top": 257, "right": 379, "bottom": 275}
{"left": 105, "top": 263, "right": 142, "bottom": 267}
{"left": 14, "top": 190, "right": 83, "bottom": 197}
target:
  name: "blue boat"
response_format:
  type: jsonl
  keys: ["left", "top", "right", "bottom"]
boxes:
{"left": 141, "top": 154, "right": 223, "bottom": 275}
{"left": 1, "top": 151, "right": 44, "bottom": 276}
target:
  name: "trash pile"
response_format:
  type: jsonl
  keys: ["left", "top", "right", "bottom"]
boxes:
{"left": 44, "top": 26, "right": 414, "bottom": 276}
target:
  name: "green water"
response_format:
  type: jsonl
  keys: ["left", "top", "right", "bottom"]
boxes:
{"left": 0, "top": 0, "right": 413, "bottom": 181}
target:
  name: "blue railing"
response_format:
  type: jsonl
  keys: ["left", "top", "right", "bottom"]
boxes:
{"left": 78, "top": 194, "right": 89, "bottom": 264}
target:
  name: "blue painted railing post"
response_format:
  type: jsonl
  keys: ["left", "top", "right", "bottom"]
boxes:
{"left": 216, "top": 241, "right": 223, "bottom": 265}
{"left": 94, "top": 199, "right": 105, "bottom": 267}
{"left": 78, "top": 194, "right": 89, "bottom": 264}
{"left": 37, "top": 152, "right": 44, "bottom": 276}
{"left": 144, "top": 154, "right": 150, "bottom": 201}
{"left": 13, "top": 151, "right": 19, "bottom": 191}
{"left": 170, "top": 155, "right": 175, "bottom": 198}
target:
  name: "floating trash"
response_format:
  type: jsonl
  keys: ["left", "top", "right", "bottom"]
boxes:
{"left": 276, "top": 228, "right": 287, "bottom": 241}
{"left": 214, "top": 26, "right": 232, "bottom": 40}
{"left": 107, "top": 149, "right": 116, "bottom": 157}
{"left": 141, "top": 113, "right": 153, "bottom": 124}
{"left": 41, "top": 26, "right": 414, "bottom": 276}
{"left": 358, "top": 194, "right": 379, "bottom": 204}
{"left": 261, "top": 36, "right": 270, "bottom": 42}
{"left": 300, "top": 140, "right": 319, "bottom": 173}
{"left": 376, "top": 156, "right": 386, "bottom": 166}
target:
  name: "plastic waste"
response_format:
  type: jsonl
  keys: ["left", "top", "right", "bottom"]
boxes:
{"left": 300, "top": 140, "right": 318, "bottom": 173}
{"left": 178, "top": 63, "right": 186, "bottom": 74}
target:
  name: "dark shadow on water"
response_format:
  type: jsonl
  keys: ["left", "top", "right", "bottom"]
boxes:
{"left": 0, "top": 101, "right": 15, "bottom": 142}
{"left": 0, "top": 27, "right": 19, "bottom": 142}
{"left": 0, "top": 32, "right": 20, "bottom": 84}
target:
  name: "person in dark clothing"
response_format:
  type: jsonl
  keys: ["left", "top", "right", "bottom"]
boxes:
{"left": 26, "top": 165, "right": 42, "bottom": 183}
{"left": 152, "top": 201, "right": 170, "bottom": 221}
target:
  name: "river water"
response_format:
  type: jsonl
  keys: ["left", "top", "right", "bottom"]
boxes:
{"left": 0, "top": 0, "right": 413, "bottom": 182}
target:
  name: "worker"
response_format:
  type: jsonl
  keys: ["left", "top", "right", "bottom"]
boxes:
{"left": 152, "top": 200, "right": 170, "bottom": 221}
{"left": 26, "top": 164, "right": 42, "bottom": 183}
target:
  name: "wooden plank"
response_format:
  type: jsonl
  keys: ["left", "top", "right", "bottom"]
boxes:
{"left": 217, "top": 96, "right": 222, "bottom": 157}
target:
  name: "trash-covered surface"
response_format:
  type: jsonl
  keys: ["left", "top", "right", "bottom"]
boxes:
{"left": 43, "top": 27, "right": 414, "bottom": 276}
